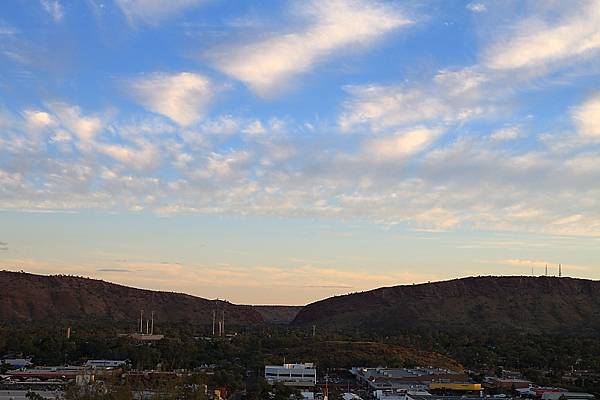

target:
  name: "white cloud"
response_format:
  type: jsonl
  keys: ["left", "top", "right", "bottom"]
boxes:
{"left": 339, "top": 70, "right": 490, "bottom": 133}
{"left": 1, "top": 92, "right": 599, "bottom": 238}
{"left": 115, "top": 0, "right": 205, "bottom": 25}
{"left": 0, "top": 170, "right": 24, "bottom": 190}
{"left": 22, "top": 110, "right": 55, "bottom": 133}
{"left": 340, "top": 85, "right": 448, "bottom": 132}
{"left": 484, "top": 1, "right": 600, "bottom": 71}
{"left": 212, "top": 0, "right": 410, "bottom": 96}
{"left": 40, "top": 0, "right": 64, "bottom": 22}
{"left": 128, "top": 72, "right": 213, "bottom": 126}
{"left": 0, "top": 23, "right": 17, "bottom": 36}
{"left": 48, "top": 103, "right": 102, "bottom": 142}
{"left": 433, "top": 68, "right": 487, "bottom": 97}
{"left": 490, "top": 125, "right": 523, "bottom": 141}
{"left": 414, "top": 207, "right": 459, "bottom": 230}
{"left": 96, "top": 140, "right": 159, "bottom": 170}
{"left": 50, "top": 130, "right": 72, "bottom": 143}
{"left": 565, "top": 153, "right": 600, "bottom": 174}
{"left": 200, "top": 116, "right": 240, "bottom": 136}
{"left": 551, "top": 214, "right": 583, "bottom": 226}
{"left": 242, "top": 120, "right": 267, "bottom": 136}
{"left": 363, "top": 126, "right": 442, "bottom": 160}
{"left": 195, "top": 150, "right": 253, "bottom": 180}
{"left": 466, "top": 3, "right": 486, "bottom": 13}
{"left": 572, "top": 93, "right": 600, "bottom": 137}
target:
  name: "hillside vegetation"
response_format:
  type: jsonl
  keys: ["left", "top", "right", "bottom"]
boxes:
{"left": 0, "top": 270, "right": 263, "bottom": 326}
{"left": 292, "top": 276, "right": 600, "bottom": 334}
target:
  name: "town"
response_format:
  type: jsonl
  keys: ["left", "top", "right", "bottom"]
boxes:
{"left": 1, "top": 355, "right": 598, "bottom": 400}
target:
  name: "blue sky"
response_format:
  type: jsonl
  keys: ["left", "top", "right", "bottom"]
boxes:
{"left": 0, "top": 0, "right": 599, "bottom": 304}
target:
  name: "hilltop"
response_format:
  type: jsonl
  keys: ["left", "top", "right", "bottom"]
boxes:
{"left": 292, "top": 276, "right": 600, "bottom": 335}
{"left": 0, "top": 270, "right": 263, "bottom": 327}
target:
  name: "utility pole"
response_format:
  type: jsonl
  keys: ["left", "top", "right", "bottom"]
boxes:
{"left": 222, "top": 310, "right": 225, "bottom": 336}
{"left": 212, "top": 309, "right": 216, "bottom": 336}
{"left": 151, "top": 311, "right": 154, "bottom": 335}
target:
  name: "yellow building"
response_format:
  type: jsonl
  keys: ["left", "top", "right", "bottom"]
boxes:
{"left": 429, "top": 383, "right": 482, "bottom": 391}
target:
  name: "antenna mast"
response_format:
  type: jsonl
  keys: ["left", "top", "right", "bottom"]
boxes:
{"left": 140, "top": 309, "right": 144, "bottom": 333}
{"left": 559, "top": 263, "right": 562, "bottom": 277}
{"left": 212, "top": 309, "right": 216, "bottom": 336}
{"left": 222, "top": 310, "right": 225, "bottom": 336}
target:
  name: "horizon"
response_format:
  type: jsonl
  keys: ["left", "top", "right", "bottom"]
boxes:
{"left": 0, "top": 0, "right": 599, "bottom": 304}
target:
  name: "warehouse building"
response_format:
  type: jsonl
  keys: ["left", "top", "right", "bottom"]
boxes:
{"left": 265, "top": 363, "right": 317, "bottom": 388}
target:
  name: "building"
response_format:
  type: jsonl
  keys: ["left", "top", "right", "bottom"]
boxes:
{"left": 6, "top": 366, "right": 83, "bottom": 381}
{"left": 124, "top": 333, "right": 165, "bottom": 341}
{"left": 0, "top": 359, "right": 32, "bottom": 369}
{"left": 541, "top": 393, "right": 594, "bottom": 400}
{"left": 352, "top": 367, "right": 468, "bottom": 393}
{"left": 486, "top": 377, "right": 532, "bottom": 390}
{"left": 429, "top": 382, "right": 482, "bottom": 392}
{"left": 342, "top": 393, "right": 364, "bottom": 400}
{"left": 265, "top": 363, "right": 317, "bottom": 388}
{"left": 534, "top": 387, "right": 567, "bottom": 398}
{"left": 0, "top": 389, "right": 63, "bottom": 399}
{"left": 84, "top": 360, "right": 128, "bottom": 369}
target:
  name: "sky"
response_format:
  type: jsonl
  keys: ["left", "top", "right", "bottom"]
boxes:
{"left": 0, "top": 0, "right": 599, "bottom": 305}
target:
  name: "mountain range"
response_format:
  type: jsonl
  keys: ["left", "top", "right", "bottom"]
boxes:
{"left": 2, "top": 271, "right": 600, "bottom": 335}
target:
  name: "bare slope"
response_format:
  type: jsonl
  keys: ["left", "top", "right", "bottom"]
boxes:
{"left": 292, "top": 276, "right": 600, "bottom": 334}
{"left": 0, "top": 270, "right": 263, "bottom": 326}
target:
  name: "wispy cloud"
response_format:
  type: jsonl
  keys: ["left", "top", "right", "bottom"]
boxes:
{"left": 115, "top": 0, "right": 206, "bottom": 26}
{"left": 97, "top": 268, "right": 130, "bottom": 272}
{"left": 127, "top": 72, "right": 213, "bottom": 126}
{"left": 95, "top": 140, "right": 160, "bottom": 171}
{"left": 483, "top": 1, "right": 600, "bottom": 72}
{"left": 490, "top": 125, "right": 524, "bottom": 141}
{"left": 339, "top": 67, "right": 489, "bottom": 133}
{"left": 466, "top": 3, "right": 486, "bottom": 13}
{"left": 47, "top": 102, "right": 103, "bottom": 143}
{"left": 362, "top": 126, "right": 442, "bottom": 160}
{"left": 40, "top": 0, "right": 64, "bottom": 22}
{"left": 211, "top": 0, "right": 411, "bottom": 96}
{"left": 572, "top": 93, "right": 600, "bottom": 138}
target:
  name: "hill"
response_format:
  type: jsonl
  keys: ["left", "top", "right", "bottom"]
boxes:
{"left": 0, "top": 270, "right": 263, "bottom": 327}
{"left": 292, "top": 276, "right": 600, "bottom": 334}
